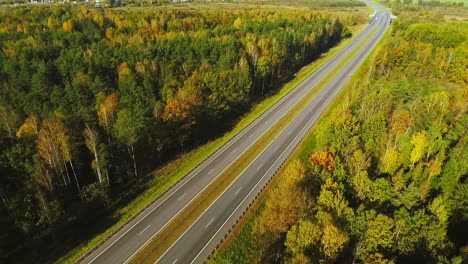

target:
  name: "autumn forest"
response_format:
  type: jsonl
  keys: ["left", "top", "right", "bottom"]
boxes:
{"left": 0, "top": 0, "right": 466, "bottom": 263}
{"left": 0, "top": 3, "right": 366, "bottom": 262}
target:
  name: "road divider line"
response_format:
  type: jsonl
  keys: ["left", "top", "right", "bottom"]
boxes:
{"left": 138, "top": 225, "right": 151, "bottom": 236}
{"left": 235, "top": 188, "right": 242, "bottom": 196}
{"left": 177, "top": 193, "right": 187, "bottom": 201}
{"left": 205, "top": 218, "right": 215, "bottom": 228}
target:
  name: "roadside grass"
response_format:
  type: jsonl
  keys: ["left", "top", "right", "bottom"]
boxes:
{"left": 209, "top": 22, "right": 390, "bottom": 264}
{"left": 54, "top": 21, "right": 370, "bottom": 264}
{"left": 129, "top": 26, "right": 379, "bottom": 264}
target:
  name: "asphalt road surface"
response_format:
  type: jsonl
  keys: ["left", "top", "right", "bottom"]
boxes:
{"left": 79, "top": 2, "right": 390, "bottom": 263}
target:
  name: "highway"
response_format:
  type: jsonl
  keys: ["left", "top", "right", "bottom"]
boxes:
{"left": 79, "top": 1, "right": 390, "bottom": 263}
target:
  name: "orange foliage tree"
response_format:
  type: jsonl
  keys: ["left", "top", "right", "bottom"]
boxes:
{"left": 309, "top": 151, "right": 336, "bottom": 172}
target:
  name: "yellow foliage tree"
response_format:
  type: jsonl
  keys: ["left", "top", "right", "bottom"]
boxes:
{"left": 410, "top": 131, "right": 428, "bottom": 166}
{"left": 16, "top": 115, "right": 39, "bottom": 138}
{"left": 352, "top": 171, "right": 372, "bottom": 200}
{"left": 47, "top": 16, "right": 57, "bottom": 30}
{"left": 382, "top": 147, "right": 401, "bottom": 173}
{"left": 37, "top": 119, "right": 81, "bottom": 196}
{"left": 285, "top": 220, "right": 322, "bottom": 255}
{"left": 98, "top": 93, "right": 119, "bottom": 143}
{"left": 233, "top": 17, "right": 245, "bottom": 30}
{"left": 321, "top": 223, "right": 349, "bottom": 260}
{"left": 255, "top": 160, "right": 308, "bottom": 235}
{"left": 106, "top": 27, "right": 115, "bottom": 41}
{"left": 63, "top": 20, "right": 73, "bottom": 32}
{"left": 391, "top": 109, "right": 412, "bottom": 135}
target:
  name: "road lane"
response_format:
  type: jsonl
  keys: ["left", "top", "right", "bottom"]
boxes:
{"left": 155, "top": 2, "right": 391, "bottom": 264}
{"left": 79, "top": 2, "right": 390, "bottom": 263}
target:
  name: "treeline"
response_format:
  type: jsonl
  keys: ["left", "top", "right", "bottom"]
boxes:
{"left": 382, "top": 0, "right": 465, "bottom": 9}
{"left": 0, "top": 4, "right": 358, "bottom": 262}
{"left": 416, "top": 0, "right": 465, "bottom": 7}
{"left": 212, "top": 16, "right": 467, "bottom": 264}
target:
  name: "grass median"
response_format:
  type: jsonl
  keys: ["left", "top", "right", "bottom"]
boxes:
{"left": 129, "top": 25, "right": 380, "bottom": 264}
{"left": 55, "top": 22, "right": 370, "bottom": 264}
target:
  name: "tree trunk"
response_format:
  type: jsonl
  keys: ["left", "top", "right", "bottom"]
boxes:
{"left": 393, "top": 223, "right": 402, "bottom": 250}
{"left": 301, "top": 44, "right": 306, "bottom": 67}
{"left": 105, "top": 127, "right": 111, "bottom": 145}
{"left": 261, "top": 78, "right": 265, "bottom": 97}
{"left": 69, "top": 160, "right": 82, "bottom": 200}
{"left": 93, "top": 151, "right": 103, "bottom": 183}
{"left": 106, "top": 171, "right": 110, "bottom": 185}
{"left": 352, "top": 242, "right": 361, "bottom": 264}
{"left": 61, "top": 159, "right": 70, "bottom": 186}
{"left": 130, "top": 144, "right": 138, "bottom": 177}
{"left": 35, "top": 184, "right": 49, "bottom": 221}
{"left": 0, "top": 110, "right": 13, "bottom": 138}
{"left": 0, "top": 187, "right": 15, "bottom": 219}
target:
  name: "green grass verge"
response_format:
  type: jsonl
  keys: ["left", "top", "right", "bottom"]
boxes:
{"left": 209, "top": 22, "right": 390, "bottom": 264}
{"left": 129, "top": 25, "right": 379, "bottom": 264}
{"left": 54, "top": 23, "right": 369, "bottom": 264}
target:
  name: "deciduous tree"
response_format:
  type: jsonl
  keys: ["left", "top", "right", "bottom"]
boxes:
{"left": 98, "top": 93, "right": 120, "bottom": 144}
{"left": 84, "top": 125, "right": 104, "bottom": 184}
{"left": 410, "top": 131, "right": 429, "bottom": 166}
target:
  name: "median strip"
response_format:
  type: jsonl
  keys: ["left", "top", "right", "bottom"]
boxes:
{"left": 129, "top": 25, "right": 379, "bottom": 264}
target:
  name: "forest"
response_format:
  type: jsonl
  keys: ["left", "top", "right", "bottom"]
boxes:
{"left": 211, "top": 4, "right": 468, "bottom": 264}
{"left": 0, "top": 3, "right": 365, "bottom": 263}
